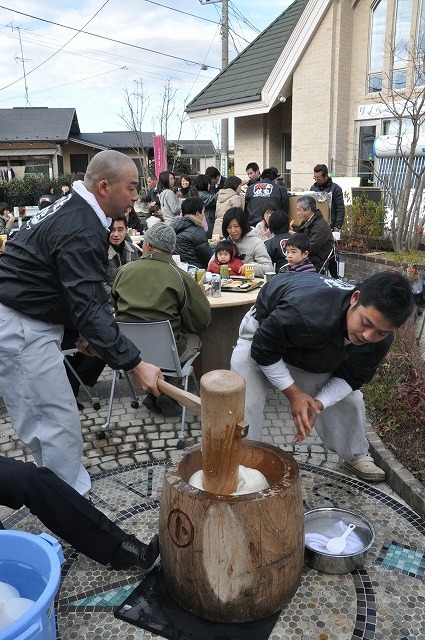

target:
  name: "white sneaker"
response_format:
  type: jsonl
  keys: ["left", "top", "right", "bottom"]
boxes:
{"left": 344, "top": 456, "right": 385, "bottom": 482}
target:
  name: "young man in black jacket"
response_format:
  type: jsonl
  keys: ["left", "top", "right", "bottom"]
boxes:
{"left": 231, "top": 271, "right": 414, "bottom": 482}
{"left": 0, "top": 151, "right": 162, "bottom": 496}
{"left": 245, "top": 167, "right": 289, "bottom": 227}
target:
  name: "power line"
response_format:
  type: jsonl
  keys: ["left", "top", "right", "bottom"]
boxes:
{"left": 142, "top": 0, "right": 218, "bottom": 24}
{"left": 228, "top": 1, "right": 260, "bottom": 33}
{"left": 0, "top": 0, "right": 112, "bottom": 91}
{"left": 0, "top": 4, "right": 221, "bottom": 81}
{"left": 0, "top": 26, "right": 215, "bottom": 81}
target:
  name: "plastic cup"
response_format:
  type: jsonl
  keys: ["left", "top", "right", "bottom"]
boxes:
{"left": 219, "top": 265, "right": 229, "bottom": 278}
{"left": 264, "top": 271, "right": 275, "bottom": 283}
{"left": 244, "top": 263, "right": 256, "bottom": 280}
{"left": 196, "top": 269, "right": 205, "bottom": 283}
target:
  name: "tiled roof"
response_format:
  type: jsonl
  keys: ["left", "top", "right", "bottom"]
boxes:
{"left": 0, "top": 107, "right": 79, "bottom": 141}
{"left": 169, "top": 139, "right": 217, "bottom": 156}
{"left": 186, "top": 0, "right": 309, "bottom": 112}
{"left": 70, "top": 131, "right": 155, "bottom": 150}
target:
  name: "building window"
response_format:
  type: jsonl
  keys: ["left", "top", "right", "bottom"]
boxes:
{"left": 25, "top": 158, "right": 50, "bottom": 176}
{"left": 416, "top": 0, "right": 425, "bottom": 85}
{"left": 392, "top": 0, "right": 413, "bottom": 90}
{"left": 368, "top": 0, "right": 387, "bottom": 93}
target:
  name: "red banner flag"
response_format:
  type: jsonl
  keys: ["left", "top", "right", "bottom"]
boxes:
{"left": 153, "top": 135, "right": 167, "bottom": 178}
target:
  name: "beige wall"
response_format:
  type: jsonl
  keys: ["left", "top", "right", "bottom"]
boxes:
{"left": 234, "top": 114, "right": 266, "bottom": 179}
{"left": 234, "top": 102, "right": 291, "bottom": 179}
{"left": 232, "top": 0, "right": 423, "bottom": 191}
{"left": 291, "top": 0, "right": 352, "bottom": 189}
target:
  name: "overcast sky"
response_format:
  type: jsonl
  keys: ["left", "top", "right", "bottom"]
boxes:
{"left": 0, "top": 1, "right": 290, "bottom": 146}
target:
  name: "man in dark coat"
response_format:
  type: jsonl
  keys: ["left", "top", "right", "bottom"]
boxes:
{"left": 295, "top": 195, "right": 334, "bottom": 273}
{"left": 310, "top": 163, "right": 345, "bottom": 231}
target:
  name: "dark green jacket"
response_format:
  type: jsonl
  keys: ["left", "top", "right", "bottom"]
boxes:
{"left": 112, "top": 251, "right": 211, "bottom": 355}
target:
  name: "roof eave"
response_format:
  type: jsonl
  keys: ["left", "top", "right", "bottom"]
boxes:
{"left": 187, "top": 0, "right": 332, "bottom": 121}
{"left": 68, "top": 137, "right": 109, "bottom": 150}
{"left": 187, "top": 98, "right": 270, "bottom": 122}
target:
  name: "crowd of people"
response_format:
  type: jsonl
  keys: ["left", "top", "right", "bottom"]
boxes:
{"left": 0, "top": 151, "right": 415, "bottom": 573}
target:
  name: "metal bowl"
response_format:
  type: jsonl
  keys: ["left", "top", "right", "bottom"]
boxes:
{"left": 304, "top": 508, "right": 375, "bottom": 574}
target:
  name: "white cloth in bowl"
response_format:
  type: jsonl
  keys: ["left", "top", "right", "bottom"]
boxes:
{"left": 305, "top": 519, "right": 364, "bottom": 555}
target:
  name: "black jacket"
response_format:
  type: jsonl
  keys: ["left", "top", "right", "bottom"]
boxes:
{"left": 251, "top": 271, "right": 393, "bottom": 390}
{"left": 310, "top": 178, "right": 345, "bottom": 229}
{"left": 297, "top": 210, "right": 334, "bottom": 272}
{"left": 198, "top": 190, "right": 217, "bottom": 238}
{"left": 265, "top": 232, "right": 292, "bottom": 272}
{"left": 245, "top": 179, "right": 289, "bottom": 226}
{"left": 0, "top": 192, "right": 141, "bottom": 371}
{"left": 170, "top": 215, "right": 213, "bottom": 269}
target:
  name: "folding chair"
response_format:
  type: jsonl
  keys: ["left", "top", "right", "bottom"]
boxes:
{"left": 62, "top": 348, "right": 101, "bottom": 410}
{"left": 319, "top": 239, "right": 340, "bottom": 276}
{"left": 101, "top": 321, "right": 200, "bottom": 449}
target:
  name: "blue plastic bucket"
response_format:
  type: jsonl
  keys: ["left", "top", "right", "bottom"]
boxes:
{"left": 0, "top": 531, "right": 64, "bottom": 640}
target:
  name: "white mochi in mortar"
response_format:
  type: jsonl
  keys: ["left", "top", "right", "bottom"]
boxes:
{"left": 189, "top": 465, "right": 269, "bottom": 495}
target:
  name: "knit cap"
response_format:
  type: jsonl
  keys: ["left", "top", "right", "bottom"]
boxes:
{"left": 144, "top": 223, "right": 176, "bottom": 253}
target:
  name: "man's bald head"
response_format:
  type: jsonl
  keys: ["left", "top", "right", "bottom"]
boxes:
{"left": 83, "top": 150, "right": 140, "bottom": 218}
{"left": 84, "top": 150, "right": 137, "bottom": 188}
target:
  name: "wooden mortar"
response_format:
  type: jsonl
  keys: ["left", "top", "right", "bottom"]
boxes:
{"left": 158, "top": 371, "right": 304, "bottom": 623}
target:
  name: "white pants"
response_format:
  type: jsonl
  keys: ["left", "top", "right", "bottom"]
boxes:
{"left": 0, "top": 304, "right": 91, "bottom": 495}
{"left": 230, "top": 311, "right": 370, "bottom": 462}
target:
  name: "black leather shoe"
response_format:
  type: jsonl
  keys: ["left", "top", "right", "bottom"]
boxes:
{"left": 110, "top": 534, "right": 159, "bottom": 572}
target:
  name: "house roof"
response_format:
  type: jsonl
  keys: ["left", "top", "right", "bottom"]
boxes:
{"left": 0, "top": 107, "right": 79, "bottom": 142}
{"left": 69, "top": 131, "right": 155, "bottom": 150}
{"left": 186, "top": 0, "right": 331, "bottom": 121}
{"left": 169, "top": 140, "right": 217, "bottom": 157}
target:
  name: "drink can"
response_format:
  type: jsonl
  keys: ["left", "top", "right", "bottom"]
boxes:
{"left": 219, "top": 265, "right": 229, "bottom": 279}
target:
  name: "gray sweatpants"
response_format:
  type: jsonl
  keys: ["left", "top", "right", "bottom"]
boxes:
{"left": 0, "top": 303, "right": 91, "bottom": 495}
{"left": 230, "top": 310, "right": 370, "bottom": 462}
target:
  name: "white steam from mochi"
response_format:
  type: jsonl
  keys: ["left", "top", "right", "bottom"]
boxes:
{"left": 188, "top": 465, "right": 269, "bottom": 495}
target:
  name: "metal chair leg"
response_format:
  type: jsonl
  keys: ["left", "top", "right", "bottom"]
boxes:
{"left": 176, "top": 374, "right": 189, "bottom": 449}
{"left": 123, "top": 371, "right": 139, "bottom": 409}
{"left": 63, "top": 358, "right": 100, "bottom": 410}
{"left": 101, "top": 370, "right": 119, "bottom": 432}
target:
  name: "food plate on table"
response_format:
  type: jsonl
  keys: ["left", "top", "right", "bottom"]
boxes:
{"left": 221, "top": 277, "right": 263, "bottom": 292}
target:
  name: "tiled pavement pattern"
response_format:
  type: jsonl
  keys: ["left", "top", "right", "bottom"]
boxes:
{"left": 1, "top": 368, "right": 424, "bottom": 640}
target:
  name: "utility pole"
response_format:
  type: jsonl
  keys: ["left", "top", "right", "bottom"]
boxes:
{"left": 199, "top": 0, "right": 229, "bottom": 176}
{"left": 13, "top": 26, "right": 32, "bottom": 107}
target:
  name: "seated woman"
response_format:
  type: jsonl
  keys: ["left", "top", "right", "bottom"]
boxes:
{"left": 177, "top": 174, "right": 192, "bottom": 199}
{"left": 221, "top": 207, "right": 274, "bottom": 278}
{"left": 158, "top": 171, "right": 181, "bottom": 224}
{"left": 124, "top": 205, "right": 144, "bottom": 234}
{"left": 194, "top": 174, "right": 217, "bottom": 238}
{"left": 171, "top": 196, "right": 213, "bottom": 269}
{"left": 146, "top": 204, "right": 164, "bottom": 229}
{"left": 254, "top": 199, "right": 278, "bottom": 240}
{"left": 213, "top": 175, "right": 243, "bottom": 237}
{"left": 264, "top": 210, "right": 292, "bottom": 272}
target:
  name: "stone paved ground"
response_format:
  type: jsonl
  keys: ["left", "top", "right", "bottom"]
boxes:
{"left": 0, "top": 366, "right": 413, "bottom": 522}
